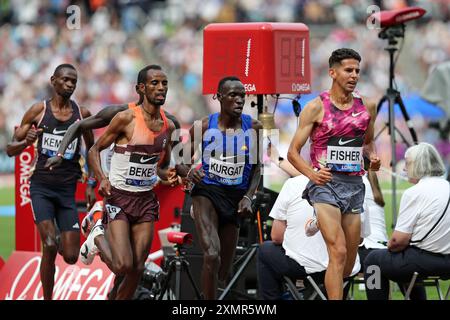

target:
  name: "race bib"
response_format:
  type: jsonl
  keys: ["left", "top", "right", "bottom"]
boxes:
{"left": 125, "top": 153, "right": 159, "bottom": 187}
{"left": 326, "top": 136, "right": 363, "bottom": 172}
{"left": 209, "top": 156, "right": 245, "bottom": 186}
{"left": 41, "top": 132, "right": 78, "bottom": 160}
{"left": 105, "top": 204, "right": 121, "bottom": 220}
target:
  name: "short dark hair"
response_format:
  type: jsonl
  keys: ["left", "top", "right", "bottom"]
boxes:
{"left": 217, "top": 76, "right": 241, "bottom": 93}
{"left": 329, "top": 48, "right": 361, "bottom": 68}
{"left": 53, "top": 63, "right": 76, "bottom": 76}
{"left": 137, "top": 65, "right": 163, "bottom": 85}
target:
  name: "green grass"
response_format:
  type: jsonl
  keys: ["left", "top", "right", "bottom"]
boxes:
{"left": 350, "top": 278, "right": 450, "bottom": 300}
{"left": 0, "top": 186, "right": 15, "bottom": 260}
{"left": 0, "top": 216, "right": 15, "bottom": 261}
{"left": 0, "top": 186, "right": 14, "bottom": 206}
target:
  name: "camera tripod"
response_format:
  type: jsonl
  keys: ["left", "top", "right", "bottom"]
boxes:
{"left": 375, "top": 24, "right": 418, "bottom": 227}
{"left": 158, "top": 244, "right": 202, "bottom": 300}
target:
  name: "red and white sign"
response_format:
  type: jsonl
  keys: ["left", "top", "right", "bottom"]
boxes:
{"left": 0, "top": 251, "right": 114, "bottom": 300}
{"left": 15, "top": 146, "right": 41, "bottom": 251}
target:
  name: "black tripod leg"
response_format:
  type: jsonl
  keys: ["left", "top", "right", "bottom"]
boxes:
{"left": 376, "top": 95, "right": 388, "bottom": 114}
{"left": 158, "top": 263, "right": 174, "bottom": 300}
{"left": 174, "top": 260, "right": 182, "bottom": 300}
{"left": 218, "top": 245, "right": 258, "bottom": 300}
{"left": 395, "top": 94, "right": 418, "bottom": 144}
{"left": 375, "top": 96, "right": 388, "bottom": 139}
{"left": 182, "top": 260, "right": 202, "bottom": 299}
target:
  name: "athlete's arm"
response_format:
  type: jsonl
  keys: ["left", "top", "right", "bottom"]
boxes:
{"left": 287, "top": 99, "right": 332, "bottom": 185}
{"left": 80, "top": 107, "right": 96, "bottom": 209}
{"left": 45, "top": 104, "right": 128, "bottom": 170}
{"left": 237, "top": 119, "right": 263, "bottom": 217}
{"left": 157, "top": 120, "right": 177, "bottom": 183}
{"left": 80, "top": 106, "right": 95, "bottom": 155}
{"left": 177, "top": 117, "right": 208, "bottom": 181}
{"left": 362, "top": 97, "right": 381, "bottom": 171}
{"left": 88, "top": 111, "right": 132, "bottom": 197}
{"left": 6, "top": 103, "right": 44, "bottom": 157}
{"left": 164, "top": 111, "right": 181, "bottom": 149}
{"left": 368, "top": 170, "right": 385, "bottom": 207}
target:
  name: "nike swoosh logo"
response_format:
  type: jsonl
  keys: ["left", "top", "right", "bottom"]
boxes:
{"left": 338, "top": 138, "right": 356, "bottom": 145}
{"left": 52, "top": 128, "right": 67, "bottom": 134}
{"left": 351, "top": 111, "right": 364, "bottom": 117}
{"left": 140, "top": 156, "right": 156, "bottom": 163}
{"left": 219, "top": 154, "right": 237, "bottom": 161}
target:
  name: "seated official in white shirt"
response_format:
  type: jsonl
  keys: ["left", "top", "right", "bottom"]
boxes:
{"left": 364, "top": 142, "right": 450, "bottom": 300}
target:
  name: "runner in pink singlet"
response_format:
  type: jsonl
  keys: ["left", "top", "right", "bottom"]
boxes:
{"left": 310, "top": 90, "right": 371, "bottom": 175}
{"left": 288, "top": 48, "right": 381, "bottom": 299}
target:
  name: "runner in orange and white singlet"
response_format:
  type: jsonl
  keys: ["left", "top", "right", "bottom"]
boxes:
{"left": 88, "top": 66, "right": 178, "bottom": 300}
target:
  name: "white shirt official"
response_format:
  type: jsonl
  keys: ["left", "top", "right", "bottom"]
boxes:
{"left": 395, "top": 176, "right": 450, "bottom": 254}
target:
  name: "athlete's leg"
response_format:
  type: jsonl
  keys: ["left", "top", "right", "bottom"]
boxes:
{"left": 55, "top": 183, "right": 80, "bottom": 264}
{"left": 60, "top": 231, "right": 80, "bottom": 264}
{"left": 341, "top": 213, "right": 361, "bottom": 278}
{"left": 192, "top": 196, "right": 220, "bottom": 299}
{"left": 218, "top": 223, "right": 239, "bottom": 285}
{"left": 315, "top": 203, "right": 347, "bottom": 300}
{"left": 36, "top": 220, "right": 59, "bottom": 300}
{"left": 115, "top": 221, "right": 154, "bottom": 300}
{"left": 96, "top": 228, "right": 113, "bottom": 270}
{"left": 107, "top": 219, "right": 133, "bottom": 281}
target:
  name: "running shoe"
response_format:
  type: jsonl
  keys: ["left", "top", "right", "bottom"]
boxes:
{"left": 80, "top": 220, "right": 104, "bottom": 265}
{"left": 81, "top": 200, "right": 104, "bottom": 237}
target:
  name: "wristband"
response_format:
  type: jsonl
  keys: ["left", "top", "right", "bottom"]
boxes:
{"left": 87, "top": 177, "right": 97, "bottom": 188}
{"left": 243, "top": 195, "right": 253, "bottom": 203}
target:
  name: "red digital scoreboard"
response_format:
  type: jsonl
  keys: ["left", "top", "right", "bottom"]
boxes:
{"left": 203, "top": 22, "right": 311, "bottom": 95}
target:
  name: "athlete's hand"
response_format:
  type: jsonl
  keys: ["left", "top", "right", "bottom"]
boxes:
{"left": 237, "top": 196, "right": 253, "bottom": 218}
{"left": 25, "top": 124, "right": 43, "bottom": 146}
{"left": 167, "top": 168, "right": 180, "bottom": 187}
{"left": 369, "top": 155, "right": 381, "bottom": 171}
{"left": 85, "top": 186, "right": 96, "bottom": 211}
{"left": 45, "top": 155, "right": 63, "bottom": 170}
{"left": 311, "top": 167, "right": 332, "bottom": 185}
{"left": 98, "top": 178, "right": 112, "bottom": 197}
{"left": 189, "top": 168, "right": 205, "bottom": 184}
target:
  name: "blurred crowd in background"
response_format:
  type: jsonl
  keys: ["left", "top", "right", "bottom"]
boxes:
{"left": 0, "top": 0, "right": 449, "bottom": 186}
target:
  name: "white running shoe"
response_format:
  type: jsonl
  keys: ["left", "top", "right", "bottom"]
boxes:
{"left": 81, "top": 200, "right": 103, "bottom": 237}
{"left": 80, "top": 220, "right": 104, "bottom": 265}
{"left": 305, "top": 218, "right": 319, "bottom": 237}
